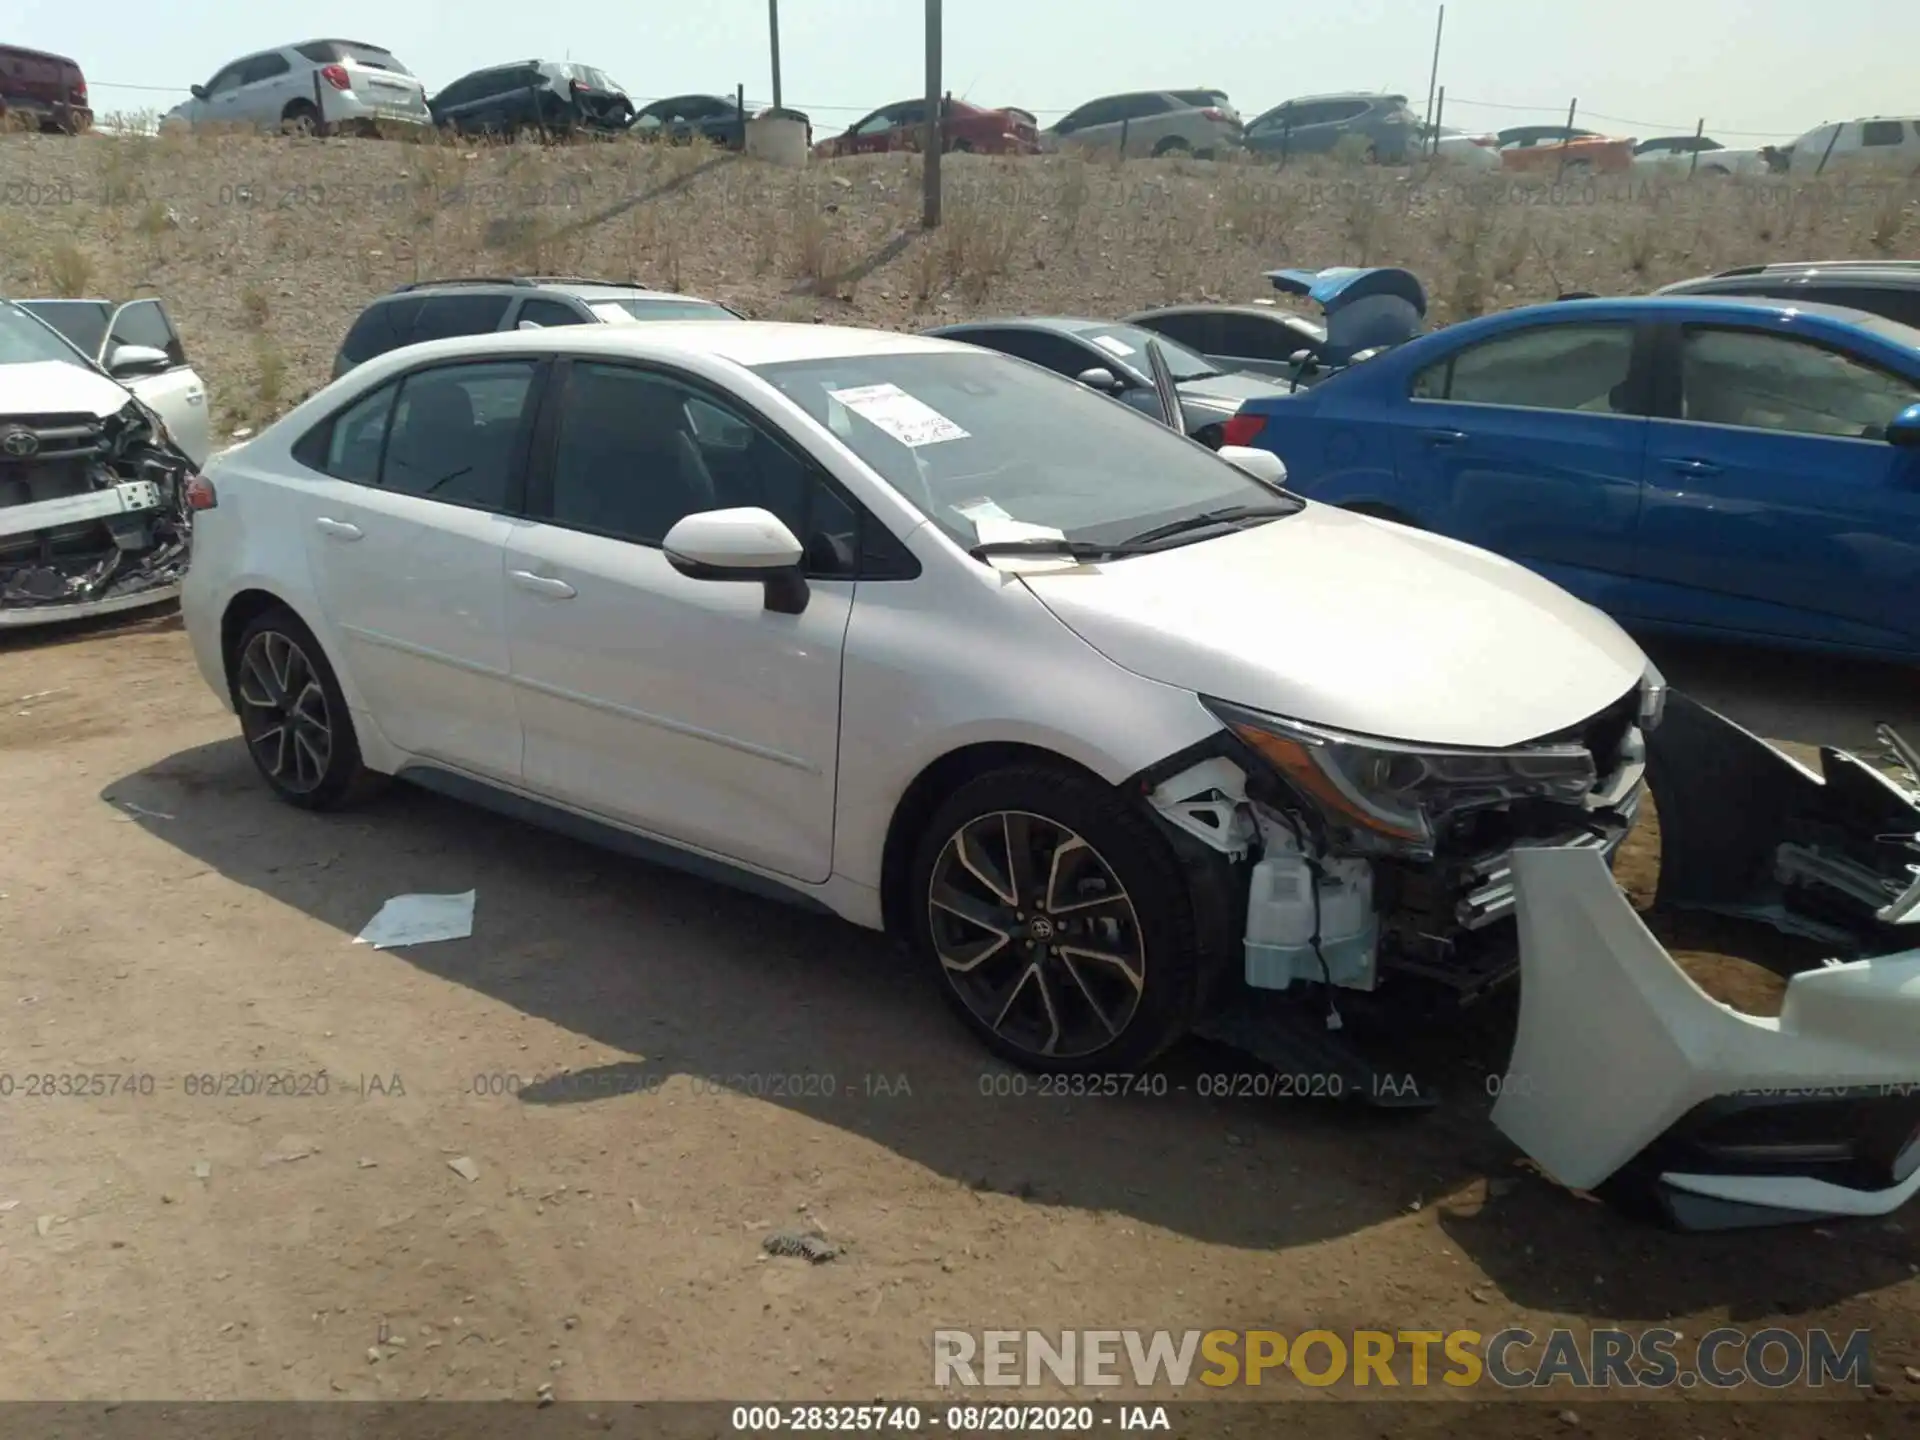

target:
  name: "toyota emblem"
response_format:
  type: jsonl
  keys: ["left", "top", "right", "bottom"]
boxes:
{"left": 0, "top": 427, "right": 38, "bottom": 458}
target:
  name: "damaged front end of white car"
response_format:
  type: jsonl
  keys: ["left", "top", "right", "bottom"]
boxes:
{"left": 1135, "top": 676, "right": 1920, "bottom": 1231}
{"left": 0, "top": 393, "right": 199, "bottom": 628}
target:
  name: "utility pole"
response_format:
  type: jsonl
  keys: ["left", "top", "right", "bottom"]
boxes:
{"left": 923, "top": 0, "right": 942, "bottom": 227}
{"left": 768, "top": 0, "right": 783, "bottom": 109}
{"left": 1421, "top": 4, "right": 1445, "bottom": 136}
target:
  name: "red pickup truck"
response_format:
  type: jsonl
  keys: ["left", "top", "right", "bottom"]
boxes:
{"left": 0, "top": 43, "right": 91, "bottom": 133}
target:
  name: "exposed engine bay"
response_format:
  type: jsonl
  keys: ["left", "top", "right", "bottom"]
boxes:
{"left": 1139, "top": 683, "right": 1920, "bottom": 1230}
{"left": 0, "top": 398, "right": 195, "bottom": 624}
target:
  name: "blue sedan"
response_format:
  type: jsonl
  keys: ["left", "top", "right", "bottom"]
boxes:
{"left": 1225, "top": 296, "right": 1920, "bottom": 661}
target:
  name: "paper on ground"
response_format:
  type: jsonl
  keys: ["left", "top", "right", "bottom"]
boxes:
{"left": 827, "top": 383, "right": 969, "bottom": 447}
{"left": 354, "top": 891, "right": 476, "bottom": 949}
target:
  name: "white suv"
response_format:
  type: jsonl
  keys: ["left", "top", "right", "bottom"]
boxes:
{"left": 163, "top": 38, "right": 430, "bottom": 136}
{"left": 1042, "top": 89, "right": 1242, "bottom": 158}
{"left": 178, "top": 320, "right": 1920, "bottom": 1230}
{"left": 1782, "top": 115, "right": 1920, "bottom": 174}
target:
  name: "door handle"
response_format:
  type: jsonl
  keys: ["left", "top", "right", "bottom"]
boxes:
{"left": 1420, "top": 427, "right": 1467, "bottom": 445}
{"left": 313, "top": 517, "right": 362, "bottom": 541}
{"left": 185, "top": 390, "right": 205, "bottom": 404}
{"left": 509, "top": 569, "right": 576, "bottom": 599}
{"left": 1658, "top": 457, "right": 1721, "bottom": 475}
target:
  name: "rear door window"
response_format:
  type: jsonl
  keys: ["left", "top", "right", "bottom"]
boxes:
{"left": 1861, "top": 120, "right": 1906, "bottom": 147}
{"left": 410, "top": 293, "right": 513, "bottom": 343}
{"left": 337, "top": 298, "right": 423, "bottom": 367}
{"left": 382, "top": 360, "right": 540, "bottom": 509}
{"left": 516, "top": 298, "right": 590, "bottom": 327}
{"left": 240, "top": 53, "right": 291, "bottom": 85}
{"left": 1414, "top": 322, "right": 1637, "bottom": 412}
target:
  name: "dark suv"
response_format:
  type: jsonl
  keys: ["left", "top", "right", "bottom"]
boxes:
{"left": 429, "top": 61, "right": 633, "bottom": 139}
{"left": 331, "top": 277, "right": 743, "bottom": 379}
{"left": 1656, "top": 260, "right": 1920, "bottom": 329}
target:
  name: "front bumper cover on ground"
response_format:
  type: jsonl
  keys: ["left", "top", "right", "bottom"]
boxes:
{"left": 1494, "top": 694, "right": 1920, "bottom": 1230}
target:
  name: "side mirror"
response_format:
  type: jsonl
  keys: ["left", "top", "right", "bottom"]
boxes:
{"left": 190, "top": 85, "right": 208, "bottom": 100}
{"left": 1075, "top": 365, "right": 1121, "bottom": 393}
{"left": 1218, "top": 445, "right": 1287, "bottom": 488}
{"left": 108, "top": 344, "right": 171, "bottom": 377}
{"left": 1888, "top": 402, "right": 1920, "bottom": 450}
{"left": 662, "top": 507, "right": 810, "bottom": 614}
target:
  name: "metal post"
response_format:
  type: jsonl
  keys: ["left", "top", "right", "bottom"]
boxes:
{"left": 1555, "top": 97, "right": 1578, "bottom": 182}
{"left": 1421, "top": 4, "right": 1445, "bottom": 134}
{"left": 1120, "top": 115, "right": 1130, "bottom": 158}
{"left": 768, "top": 0, "right": 783, "bottom": 110}
{"left": 1431, "top": 86, "right": 1445, "bottom": 157}
{"left": 1688, "top": 116, "right": 1704, "bottom": 178}
{"left": 1815, "top": 121, "right": 1841, "bottom": 175}
{"left": 738, "top": 83, "right": 748, "bottom": 150}
{"left": 922, "top": 0, "right": 942, "bottom": 227}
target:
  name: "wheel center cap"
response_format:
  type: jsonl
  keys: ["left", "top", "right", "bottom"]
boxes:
{"left": 1029, "top": 915, "right": 1055, "bottom": 941}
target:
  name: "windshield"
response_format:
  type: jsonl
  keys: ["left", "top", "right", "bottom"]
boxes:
{"left": 0, "top": 301, "right": 98, "bottom": 368}
{"left": 1064, "top": 323, "right": 1220, "bottom": 382}
{"left": 14, "top": 299, "right": 109, "bottom": 360}
{"left": 751, "top": 350, "right": 1297, "bottom": 554}
{"left": 589, "top": 298, "right": 739, "bottom": 323}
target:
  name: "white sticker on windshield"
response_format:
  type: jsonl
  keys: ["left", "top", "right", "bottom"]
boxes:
{"left": 974, "top": 517, "right": 1066, "bottom": 545}
{"left": 827, "top": 383, "right": 969, "bottom": 447}
{"left": 1089, "top": 334, "right": 1136, "bottom": 358}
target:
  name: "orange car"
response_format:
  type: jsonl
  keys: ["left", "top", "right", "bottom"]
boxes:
{"left": 1495, "top": 125, "right": 1634, "bottom": 175}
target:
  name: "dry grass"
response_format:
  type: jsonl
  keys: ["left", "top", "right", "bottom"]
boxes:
{"left": 2, "top": 129, "right": 1915, "bottom": 437}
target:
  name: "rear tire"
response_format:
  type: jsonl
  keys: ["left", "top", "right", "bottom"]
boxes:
{"left": 229, "top": 606, "right": 381, "bottom": 811}
{"left": 908, "top": 765, "right": 1201, "bottom": 1073}
{"left": 1152, "top": 136, "right": 1190, "bottom": 158}
{"left": 280, "top": 101, "right": 320, "bottom": 138}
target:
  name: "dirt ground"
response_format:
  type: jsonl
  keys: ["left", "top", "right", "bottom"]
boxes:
{"left": 1, "top": 609, "right": 1917, "bottom": 1424}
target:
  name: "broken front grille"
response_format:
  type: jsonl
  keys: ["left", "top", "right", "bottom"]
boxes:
{"left": 0, "top": 413, "right": 109, "bottom": 464}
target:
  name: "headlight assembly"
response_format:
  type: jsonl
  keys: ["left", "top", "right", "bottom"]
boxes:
{"left": 1207, "top": 699, "right": 1598, "bottom": 849}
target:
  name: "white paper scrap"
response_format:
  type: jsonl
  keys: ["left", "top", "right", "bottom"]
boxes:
{"left": 354, "top": 891, "right": 476, "bottom": 950}
{"left": 827, "top": 383, "right": 969, "bottom": 447}
{"left": 974, "top": 517, "right": 1067, "bottom": 545}
{"left": 1089, "top": 334, "right": 1136, "bottom": 358}
{"left": 954, "top": 498, "right": 1013, "bottom": 523}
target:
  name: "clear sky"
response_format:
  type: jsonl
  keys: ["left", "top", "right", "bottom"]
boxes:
{"left": 11, "top": 0, "right": 1911, "bottom": 142}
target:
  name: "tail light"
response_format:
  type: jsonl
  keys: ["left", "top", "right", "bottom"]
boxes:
{"left": 320, "top": 64, "right": 351, "bottom": 91}
{"left": 1200, "top": 107, "right": 1227, "bottom": 122}
{"left": 1221, "top": 413, "right": 1267, "bottom": 447}
{"left": 71, "top": 80, "right": 89, "bottom": 104}
{"left": 184, "top": 474, "right": 217, "bottom": 511}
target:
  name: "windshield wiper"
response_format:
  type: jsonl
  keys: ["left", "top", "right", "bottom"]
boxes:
{"left": 1121, "top": 503, "right": 1298, "bottom": 549}
{"left": 968, "top": 538, "right": 1154, "bottom": 562}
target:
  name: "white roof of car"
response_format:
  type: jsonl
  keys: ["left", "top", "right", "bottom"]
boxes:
{"left": 389, "top": 320, "right": 966, "bottom": 369}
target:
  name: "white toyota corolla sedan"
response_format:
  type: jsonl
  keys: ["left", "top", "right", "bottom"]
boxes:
{"left": 182, "top": 320, "right": 1920, "bottom": 1229}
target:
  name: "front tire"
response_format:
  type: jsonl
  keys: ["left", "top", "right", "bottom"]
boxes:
{"left": 909, "top": 766, "right": 1201, "bottom": 1072}
{"left": 230, "top": 607, "right": 378, "bottom": 811}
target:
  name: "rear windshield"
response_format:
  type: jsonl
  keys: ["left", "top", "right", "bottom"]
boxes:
{"left": 558, "top": 64, "right": 620, "bottom": 93}
{"left": 1171, "top": 90, "right": 1229, "bottom": 108}
{"left": 588, "top": 298, "right": 738, "bottom": 323}
{"left": 297, "top": 41, "right": 410, "bottom": 74}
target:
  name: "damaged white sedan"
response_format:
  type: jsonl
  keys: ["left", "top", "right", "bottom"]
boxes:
{"left": 0, "top": 298, "right": 202, "bottom": 627}
{"left": 179, "top": 322, "right": 1920, "bottom": 1230}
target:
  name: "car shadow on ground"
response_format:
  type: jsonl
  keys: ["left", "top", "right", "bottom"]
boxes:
{"left": 106, "top": 733, "right": 1915, "bottom": 1313}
